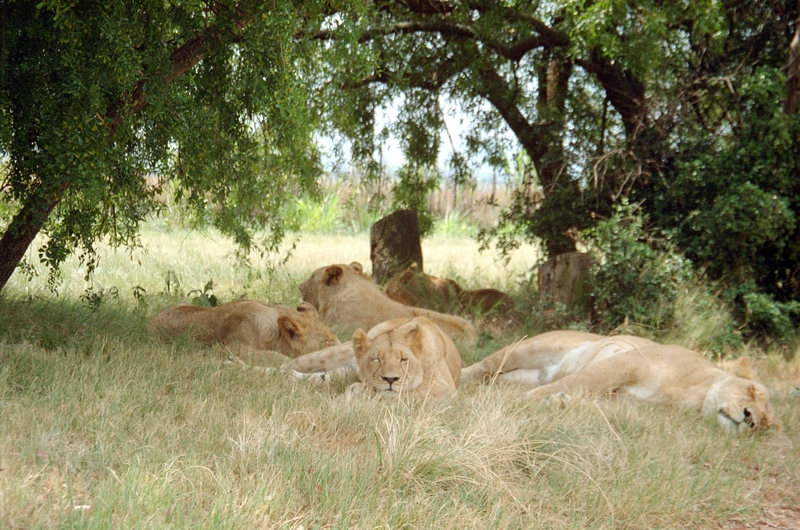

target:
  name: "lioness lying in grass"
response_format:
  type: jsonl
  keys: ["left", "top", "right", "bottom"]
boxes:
{"left": 298, "top": 262, "right": 479, "bottom": 345}
{"left": 461, "top": 331, "right": 778, "bottom": 433}
{"left": 148, "top": 300, "right": 339, "bottom": 358}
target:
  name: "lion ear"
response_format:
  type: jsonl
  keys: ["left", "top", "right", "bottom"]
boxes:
{"left": 323, "top": 265, "right": 345, "bottom": 286}
{"left": 352, "top": 329, "right": 370, "bottom": 360}
{"left": 402, "top": 321, "right": 421, "bottom": 345}
{"left": 278, "top": 316, "right": 306, "bottom": 345}
{"left": 295, "top": 301, "right": 318, "bottom": 319}
{"left": 733, "top": 357, "right": 756, "bottom": 380}
{"left": 348, "top": 262, "right": 364, "bottom": 274}
{"left": 748, "top": 383, "right": 766, "bottom": 402}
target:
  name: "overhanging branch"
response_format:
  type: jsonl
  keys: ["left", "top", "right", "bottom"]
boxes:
{"left": 104, "top": 5, "right": 252, "bottom": 135}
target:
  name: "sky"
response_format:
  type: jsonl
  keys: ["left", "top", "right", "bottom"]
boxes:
{"left": 320, "top": 95, "right": 511, "bottom": 186}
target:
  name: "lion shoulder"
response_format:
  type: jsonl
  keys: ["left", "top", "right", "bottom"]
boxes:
{"left": 385, "top": 263, "right": 516, "bottom": 317}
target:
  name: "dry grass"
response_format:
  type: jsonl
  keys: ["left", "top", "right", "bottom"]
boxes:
{"left": 1, "top": 227, "right": 799, "bottom": 529}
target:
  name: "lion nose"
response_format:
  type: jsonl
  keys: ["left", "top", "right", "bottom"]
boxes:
{"left": 382, "top": 376, "right": 399, "bottom": 387}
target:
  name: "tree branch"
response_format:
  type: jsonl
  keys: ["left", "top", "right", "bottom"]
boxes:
{"left": 575, "top": 51, "right": 646, "bottom": 136}
{"left": 341, "top": 50, "right": 469, "bottom": 92}
{"left": 785, "top": 0, "right": 800, "bottom": 115}
{"left": 473, "top": 64, "right": 548, "bottom": 161}
{"left": 104, "top": 6, "right": 252, "bottom": 135}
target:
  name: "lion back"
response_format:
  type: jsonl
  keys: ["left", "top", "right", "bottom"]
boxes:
{"left": 299, "top": 263, "right": 478, "bottom": 344}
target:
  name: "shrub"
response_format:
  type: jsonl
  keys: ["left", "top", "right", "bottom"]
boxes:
{"left": 291, "top": 192, "right": 344, "bottom": 233}
{"left": 741, "top": 291, "right": 800, "bottom": 343}
{"left": 584, "top": 200, "right": 693, "bottom": 330}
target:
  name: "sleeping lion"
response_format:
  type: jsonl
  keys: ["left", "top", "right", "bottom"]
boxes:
{"left": 148, "top": 299, "right": 339, "bottom": 358}
{"left": 461, "top": 331, "right": 777, "bottom": 433}
{"left": 298, "top": 262, "right": 479, "bottom": 344}
{"left": 384, "top": 263, "right": 517, "bottom": 316}
{"left": 349, "top": 316, "right": 462, "bottom": 396}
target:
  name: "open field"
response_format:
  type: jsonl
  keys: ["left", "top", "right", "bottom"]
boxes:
{"left": 1, "top": 227, "right": 799, "bottom": 529}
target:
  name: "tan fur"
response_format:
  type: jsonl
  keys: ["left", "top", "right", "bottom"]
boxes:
{"left": 462, "top": 331, "right": 778, "bottom": 433}
{"left": 298, "top": 262, "right": 479, "bottom": 344}
{"left": 147, "top": 300, "right": 339, "bottom": 358}
{"left": 384, "top": 263, "right": 516, "bottom": 316}
{"left": 283, "top": 318, "right": 406, "bottom": 376}
{"left": 349, "top": 317, "right": 462, "bottom": 396}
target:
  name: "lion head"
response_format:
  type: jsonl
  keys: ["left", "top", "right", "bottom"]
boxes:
{"left": 384, "top": 263, "right": 461, "bottom": 310}
{"left": 351, "top": 323, "right": 425, "bottom": 395}
{"left": 704, "top": 358, "right": 778, "bottom": 433}
{"left": 298, "top": 262, "right": 369, "bottom": 310}
{"left": 280, "top": 302, "right": 339, "bottom": 355}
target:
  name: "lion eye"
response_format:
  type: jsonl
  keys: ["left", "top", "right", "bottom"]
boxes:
{"left": 371, "top": 358, "right": 381, "bottom": 364}
{"left": 743, "top": 408, "right": 751, "bottom": 419}
{"left": 400, "top": 358, "right": 408, "bottom": 363}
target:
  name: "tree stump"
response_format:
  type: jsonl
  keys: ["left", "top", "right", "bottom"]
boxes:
{"left": 370, "top": 210, "right": 424, "bottom": 284}
{"left": 538, "top": 252, "right": 592, "bottom": 311}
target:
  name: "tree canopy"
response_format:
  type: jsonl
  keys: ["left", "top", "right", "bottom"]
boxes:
{"left": 0, "top": 0, "right": 328, "bottom": 292}
{"left": 308, "top": 0, "right": 800, "bottom": 334}
{"left": 2, "top": 0, "right": 799, "bottom": 338}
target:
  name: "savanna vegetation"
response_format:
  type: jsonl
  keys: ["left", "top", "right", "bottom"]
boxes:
{"left": 2, "top": 1, "right": 800, "bottom": 528}
{"left": 2, "top": 228, "right": 799, "bottom": 529}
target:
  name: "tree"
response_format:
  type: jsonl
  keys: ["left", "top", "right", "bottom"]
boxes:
{"left": 308, "top": 0, "right": 800, "bottom": 334}
{"left": 309, "top": 0, "right": 671, "bottom": 255}
{"left": 309, "top": 0, "right": 796, "bottom": 249}
{"left": 0, "top": 0, "right": 326, "bottom": 293}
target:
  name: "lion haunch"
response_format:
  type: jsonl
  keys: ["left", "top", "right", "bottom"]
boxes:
{"left": 462, "top": 330, "right": 778, "bottom": 433}
{"left": 148, "top": 299, "right": 339, "bottom": 357}
{"left": 298, "top": 262, "right": 479, "bottom": 344}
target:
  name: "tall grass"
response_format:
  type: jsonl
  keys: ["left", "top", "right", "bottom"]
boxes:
{"left": 1, "top": 225, "right": 799, "bottom": 529}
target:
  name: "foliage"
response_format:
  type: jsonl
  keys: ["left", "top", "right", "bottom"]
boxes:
{"left": 306, "top": 0, "right": 799, "bottom": 341}
{"left": 0, "top": 0, "right": 325, "bottom": 291}
{"left": 290, "top": 192, "right": 345, "bottom": 234}
{"left": 641, "top": 69, "right": 800, "bottom": 342}
{"left": 435, "top": 210, "right": 476, "bottom": 237}
{"left": 652, "top": 71, "right": 800, "bottom": 298}
{"left": 188, "top": 279, "right": 219, "bottom": 308}
{"left": 584, "top": 201, "right": 693, "bottom": 330}
{"left": 391, "top": 165, "right": 440, "bottom": 237}
{"left": 742, "top": 292, "right": 800, "bottom": 343}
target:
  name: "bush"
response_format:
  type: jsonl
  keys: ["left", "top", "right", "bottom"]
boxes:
{"left": 741, "top": 291, "right": 800, "bottom": 343}
{"left": 584, "top": 200, "right": 693, "bottom": 330}
{"left": 291, "top": 192, "right": 344, "bottom": 233}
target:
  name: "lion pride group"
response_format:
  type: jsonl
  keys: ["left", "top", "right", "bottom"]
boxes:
{"left": 149, "top": 262, "right": 778, "bottom": 434}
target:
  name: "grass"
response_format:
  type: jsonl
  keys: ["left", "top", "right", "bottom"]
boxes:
{"left": 1, "top": 225, "right": 799, "bottom": 529}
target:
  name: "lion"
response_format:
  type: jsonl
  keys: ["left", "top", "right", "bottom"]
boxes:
{"left": 461, "top": 331, "right": 777, "bottom": 433}
{"left": 147, "top": 299, "right": 339, "bottom": 358}
{"left": 384, "top": 263, "right": 517, "bottom": 316}
{"left": 298, "top": 262, "right": 479, "bottom": 344}
{"left": 349, "top": 316, "right": 462, "bottom": 396}
{"left": 281, "top": 318, "right": 408, "bottom": 378}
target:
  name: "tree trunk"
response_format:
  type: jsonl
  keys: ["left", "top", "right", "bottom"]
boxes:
{"left": 0, "top": 184, "right": 69, "bottom": 291}
{"left": 370, "top": 209, "right": 424, "bottom": 284}
{"left": 785, "top": 2, "right": 800, "bottom": 115}
{"left": 538, "top": 251, "right": 591, "bottom": 312}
